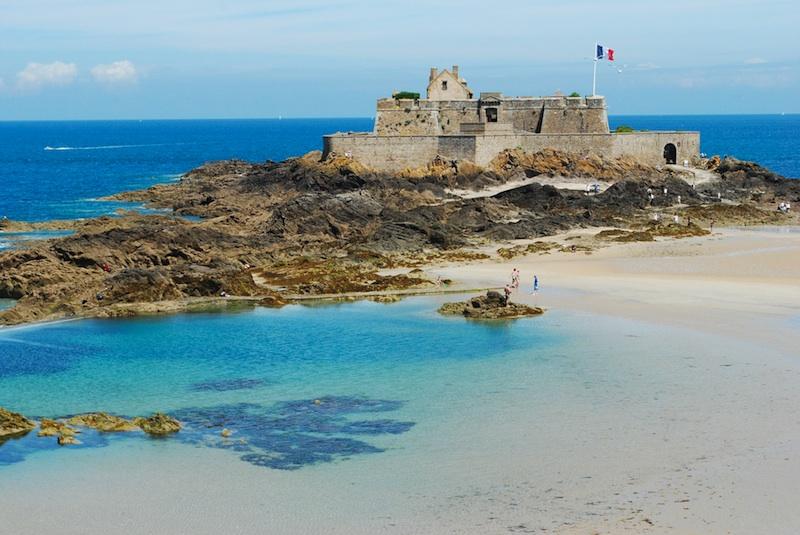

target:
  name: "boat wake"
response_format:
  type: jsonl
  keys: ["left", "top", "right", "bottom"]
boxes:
{"left": 44, "top": 143, "right": 168, "bottom": 151}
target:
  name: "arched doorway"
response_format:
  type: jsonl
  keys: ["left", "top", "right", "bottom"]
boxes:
{"left": 663, "top": 143, "right": 677, "bottom": 164}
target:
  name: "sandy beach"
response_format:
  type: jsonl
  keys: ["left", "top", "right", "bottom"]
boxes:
{"left": 425, "top": 226, "right": 800, "bottom": 533}
{"left": 439, "top": 226, "right": 800, "bottom": 352}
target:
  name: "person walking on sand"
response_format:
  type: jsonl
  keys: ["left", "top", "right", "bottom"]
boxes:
{"left": 532, "top": 275, "right": 539, "bottom": 293}
{"left": 511, "top": 268, "right": 520, "bottom": 289}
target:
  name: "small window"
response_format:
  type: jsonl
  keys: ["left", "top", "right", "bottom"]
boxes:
{"left": 486, "top": 107, "right": 498, "bottom": 122}
{"left": 441, "top": 80, "right": 448, "bottom": 90}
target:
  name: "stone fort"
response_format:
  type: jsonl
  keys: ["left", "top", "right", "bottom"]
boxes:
{"left": 323, "top": 65, "right": 700, "bottom": 171}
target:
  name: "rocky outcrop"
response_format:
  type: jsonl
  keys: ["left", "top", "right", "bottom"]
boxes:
{"left": 38, "top": 418, "right": 81, "bottom": 445}
{"left": 488, "top": 148, "right": 691, "bottom": 182}
{"left": 134, "top": 413, "right": 182, "bottom": 435}
{"left": 66, "top": 413, "right": 139, "bottom": 432}
{"left": 0, "top": 407, "right": 36, "bottom": 439}
{"left": 439, "top": 291, "right": 544, "bottom": 320}
{"left": 1, "top": 409, "right": 183, "bottom": 449}
{"left": 0, "top": 150, "right": 794, "bottom": 326}
{"left": 595, "top": 223, "right": 710, "bottom": 243}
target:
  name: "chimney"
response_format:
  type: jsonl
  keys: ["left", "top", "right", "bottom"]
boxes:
{"left": 429, "top": 67, "right": 438, "bottom": 82}
{"left": 452, "top": 65, "right": 459, "bottom": 79}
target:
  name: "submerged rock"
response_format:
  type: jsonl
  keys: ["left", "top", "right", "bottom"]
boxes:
{"left": 0, "top": 407, "right": 36, "bottom": 439}
{"left": 439, "top": 291, "right": 544, "bottom": 320}
{"left": 171, "top": 395, "right": 414, "bottom": 470}
{"left": 134, "top": 413, "right": 182, "bottom": 435}
{"left": 66, "top": 412, "right": 139, "bottom": 432}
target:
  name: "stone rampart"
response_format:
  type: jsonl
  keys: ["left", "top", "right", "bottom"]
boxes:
{"left": 322, "top": 131, "right": 700, "bottom": 171}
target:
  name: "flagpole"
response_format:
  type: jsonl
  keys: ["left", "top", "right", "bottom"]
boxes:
{"left": 592, "top": 42, "right": 598, "bottom": 96}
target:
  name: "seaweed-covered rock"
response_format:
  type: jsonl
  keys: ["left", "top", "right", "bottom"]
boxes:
{"left": 134, "top": 413, "right": 182, "bottom": 435}
{"left": 0, "top": 407, "right": 35, "bottom": 439}
{"left": 439, "top": 291, "right": 543, "bottom": 320}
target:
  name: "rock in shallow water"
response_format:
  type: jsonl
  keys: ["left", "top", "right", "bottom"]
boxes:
{"left": 134, "top": 413, "right": 182, "bottom": 435}
{"left": 438, "top": 291, "right": 544, "bottom": 320}
{"left": 66, "top": 412, "right": 139, "bottom": 432}
{"left": 0, "top": 407, "right": 35, "bottom": 439}
{"left": 37, "top": 418, "right": 79, "bottom": 439}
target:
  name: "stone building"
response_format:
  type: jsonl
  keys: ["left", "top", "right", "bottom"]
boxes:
{"left": 324, "top": 66, "right": 699, "bottom": 171}
{"left": 426, "top": 66, "right": 473, "bottom": 100}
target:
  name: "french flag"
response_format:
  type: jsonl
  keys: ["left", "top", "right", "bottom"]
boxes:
{"left": 596, "top": 44, "right": 615, "bottom": 61}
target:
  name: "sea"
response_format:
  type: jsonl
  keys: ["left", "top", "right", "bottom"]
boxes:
{"left": 0, "top": 115, "right": 798, "bottom": 533}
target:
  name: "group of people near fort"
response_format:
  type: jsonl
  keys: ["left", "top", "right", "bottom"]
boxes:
{"left": 504, "top": 268, "right": 539, "bottom": 302}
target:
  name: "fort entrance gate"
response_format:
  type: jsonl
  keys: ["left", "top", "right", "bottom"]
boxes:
{"left": 664, "top": 143, "right": 677, "bottom": 164}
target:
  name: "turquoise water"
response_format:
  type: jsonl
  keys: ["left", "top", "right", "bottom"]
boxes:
{"left": 0, "top": 297, "right": 561, "bottom": 470}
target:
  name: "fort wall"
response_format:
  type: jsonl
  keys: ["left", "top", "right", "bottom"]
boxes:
{"left": 323, "top": 131, "right": 700, "bottom": 171}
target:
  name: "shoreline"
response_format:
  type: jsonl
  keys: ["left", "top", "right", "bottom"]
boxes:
{"left": 2, "top": 224, "right": 798, "bottom": 338}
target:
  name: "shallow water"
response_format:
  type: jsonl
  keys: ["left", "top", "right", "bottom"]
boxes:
{"left": 1, "top": 296, "right": 797, "bottom": 533}
{"left": 0, "top": 296, "right": 560, "bottom": 469}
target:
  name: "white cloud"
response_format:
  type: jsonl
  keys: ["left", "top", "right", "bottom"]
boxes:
{"left": 16, "top": 61, "right": 78, "bottom": 90}
{"left": 744, "top": 57, "right": 767, "bottom": 65}
{"left": 91, "top": 60, "right": 138, "bottom": 84}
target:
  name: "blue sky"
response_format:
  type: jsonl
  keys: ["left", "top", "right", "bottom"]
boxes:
{"left": 0, "top": 0, "right": 797, "bottom": 119}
